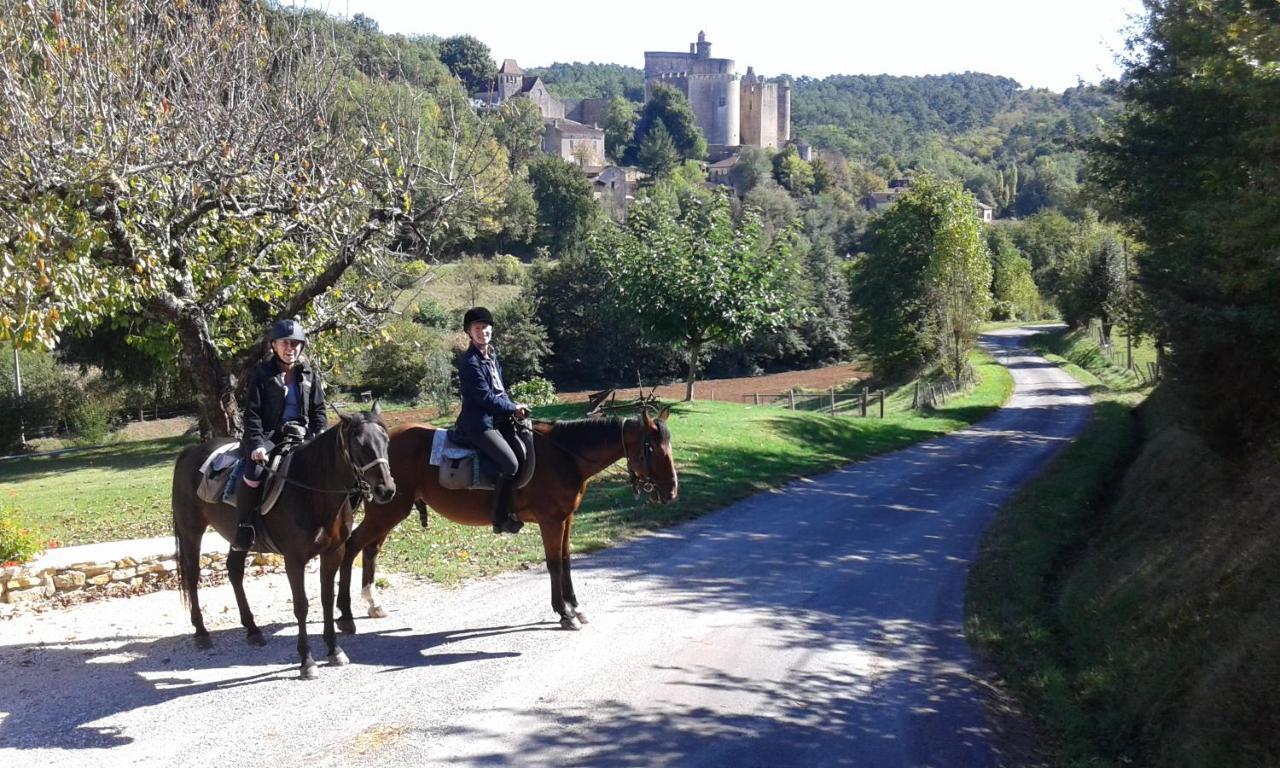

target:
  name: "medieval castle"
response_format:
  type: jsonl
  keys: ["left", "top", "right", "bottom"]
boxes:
{"left": 474, "top": 31, "right": 793, "bottom": 167}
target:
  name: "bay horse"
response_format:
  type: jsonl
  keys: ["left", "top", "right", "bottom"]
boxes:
{"left": 170, "top": 406, "right": 395, "bottom": 679}
{"left": 336, "top": 407, "right": 677, "bottom": 632}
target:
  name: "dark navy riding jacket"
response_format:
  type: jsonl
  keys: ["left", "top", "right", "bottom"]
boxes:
{"left": 456, "top": 344, "right": 518, "bottom": 436}
{"left": 241, "top": 358, "right": 327, "bottom": 456}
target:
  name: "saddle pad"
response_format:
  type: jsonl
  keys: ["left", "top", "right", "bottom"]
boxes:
{"left": 429, "top": 429, "right": 477, "bottom": 466}
{"left": 198, "top": 442, "right": 239, "bottom": 475}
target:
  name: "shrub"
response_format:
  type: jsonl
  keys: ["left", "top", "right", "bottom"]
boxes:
{"left": 0, "top": 507, "right": 41, "bottom": 564}
{"left": 0, "top": 349, "right": 80, "bottom": 450}
{"left": 510, "top": 377, "right": 558, "bottom": 407}
{"left": 492, "top": 254, "right": 526, "bottom": 286}
{"left": 67, "top": 395, "right": 119, "bottom": 446}
{"left": 360, "top": 322, "right": 455, "bottom": 403}
{"left": 412, "top": 298, "right": 452, "bottom": 329}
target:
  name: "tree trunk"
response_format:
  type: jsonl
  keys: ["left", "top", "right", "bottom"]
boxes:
{"left": 684, "top": 336, "right": 703, "bottom": 402}
{"left": 174, "top": 306, "right": 241, "bottom": 438}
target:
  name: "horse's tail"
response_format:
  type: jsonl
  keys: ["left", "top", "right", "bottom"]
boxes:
{"left": 171, "top": 444, "right": 207, "bottom": 610}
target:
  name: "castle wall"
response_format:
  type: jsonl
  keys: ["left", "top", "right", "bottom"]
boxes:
{"left": 740, "top": 78, "right": 779, "bottom": 149}
{"left": 644, "top": 49, "right": 739, "bottom": 147}
{"left": 777, "top": 82, "right": 792, "bottom": 143}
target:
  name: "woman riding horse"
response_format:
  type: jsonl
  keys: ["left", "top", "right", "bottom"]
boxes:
{"left": 233, "top": 318, "right": 327, "bottom": 552}
{"left": 455, "top": 306, "right": 531, "bottom": 534}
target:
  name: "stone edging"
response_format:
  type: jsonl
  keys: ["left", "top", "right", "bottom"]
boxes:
{"left": 0, "top": 548, "right": 284, "bottom": 616}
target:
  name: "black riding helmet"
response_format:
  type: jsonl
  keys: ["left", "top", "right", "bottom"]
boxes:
{"left": 269, "top": 318, "right": 307, "bottom": 347}
{"left": 463, "top": 306, "right": 494, "bottom": 330}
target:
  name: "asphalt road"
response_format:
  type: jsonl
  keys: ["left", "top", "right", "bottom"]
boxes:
{"left": 0, "top": 327, "right": 1091, "bottom": 767}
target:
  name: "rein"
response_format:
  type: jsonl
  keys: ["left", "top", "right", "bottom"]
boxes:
{"left": 262, "top": 423, "right": 389, "bottom": 502}
{"left": 534, "top": 417, "right": 659, "bottom": 498}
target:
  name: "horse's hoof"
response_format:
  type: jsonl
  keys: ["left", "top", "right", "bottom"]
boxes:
{"left": 573, "top": 610, "right": 589, "bottom": 625}
{"left": 300, "top": 663, "right": 318, "bottom": 680}
{"left": 559, "top": 615, "right": 582, "bottom": 631}
{"left": 337, "top": 617, "right": 357, "bottom": 635}
{"left": 368, "top": 606, "right": 389, "bottom": 619}
{"left": 246, "top": 630, "right": 267, "bottom": 647}
{"left": 194, "top": 634, "right": 213, "bottom": 650}
{"left": 328, "top": 649, "right": 350, "bottom": 667}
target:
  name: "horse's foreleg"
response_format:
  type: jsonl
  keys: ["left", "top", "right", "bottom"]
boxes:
{"left": 227, "top": 549, "right": 265, "bottom": 646}
{"left": 337, "top": 529, "right": 360, "bottom": 634}
{"left": 538, "top": 518, "right": 578, "bottom": 630}
{"left": 285, "top": 558, "right": 317, "bottom": 679}
{"left": 320, "top": 546, "right": 348, "bottom": 666}
{"left": 560, "top": 514, "right": 587, "bottom": 625}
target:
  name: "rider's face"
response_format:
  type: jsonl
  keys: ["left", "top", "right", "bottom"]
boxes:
{"left": 272, "top": 338, "right": 303, "bottom": 365}
{"left": 467, "top": 322, "right": 492, "bottom": 348}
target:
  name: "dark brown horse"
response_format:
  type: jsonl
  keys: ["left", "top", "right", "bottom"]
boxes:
{"left": 336, "top": 408, "right": 677, "bottom": 632}
{"left": 171, "top": 407, "right": 395, "bottom": 679}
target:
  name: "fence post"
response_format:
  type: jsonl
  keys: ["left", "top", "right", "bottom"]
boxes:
{"left": 861, "top": 386, "right": 868, "bottom": 418}
{"left": 879, "top": 390, "right": 885, "bottom": 419}
{"left": 788, "top": 389, "right": 795, "bottom": 410}
{"left": 912, "top": 381, "right": 920, "bottom": 410}
{"left": 754, "top": 393, "right": 760, "bottom": 406}
{"left": 829, "top": 387, "right": 836, "bottom": 415}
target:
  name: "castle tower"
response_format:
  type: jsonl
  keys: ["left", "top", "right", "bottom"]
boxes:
{"left": 777, "top": 78, "right": 792, "bottom": 143}
{"left": 496, "top": 59, "right": 524, "bottom": 102}
{"left": 643, "top": 32, "right": 740, "bottom": 147}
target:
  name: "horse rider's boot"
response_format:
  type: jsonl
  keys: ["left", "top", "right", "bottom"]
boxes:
{"left": 491, "top": 474, "right": 523, "bottom": 535}
{"left": 231, "top": 480, "right": 262, "bottom": 552}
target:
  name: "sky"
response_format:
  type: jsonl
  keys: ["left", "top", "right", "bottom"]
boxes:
{"left": 315, "top": 0, "right": 1147, "bottom": 92}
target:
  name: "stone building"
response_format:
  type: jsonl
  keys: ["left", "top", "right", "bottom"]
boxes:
{"left": 643, "top": 32, "right": 792, "bottom": 157}
{"left": 473, "top": 59, "right": 608, "bottom": 167}
{"left": 543, "top": 118, "right": 606, "bottom": 166}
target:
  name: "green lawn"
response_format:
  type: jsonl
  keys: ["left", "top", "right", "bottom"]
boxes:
{"left": 4, "top": 352, "right": 1012, "bottom": 582}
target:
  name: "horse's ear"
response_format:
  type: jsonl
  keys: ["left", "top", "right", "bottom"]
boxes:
{"left": 372, "top": 399, "right": 382, "bottom": 416}
{"left": 658, "top": 405, "right": 671, "bottom": 423}
{"left": 642, "top": 407, "right": 656, "bottom": 429}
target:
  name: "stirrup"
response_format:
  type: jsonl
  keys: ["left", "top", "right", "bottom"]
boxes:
{"left": 231, "top": 524, "right": 256, "bottom": 552}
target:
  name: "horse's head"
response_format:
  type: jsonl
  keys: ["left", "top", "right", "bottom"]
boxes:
{"left": 340, "top": 401, "right": 396, "bottom": 505}
{"left": 625, "top": 406, "right": 678, "bottom": 504}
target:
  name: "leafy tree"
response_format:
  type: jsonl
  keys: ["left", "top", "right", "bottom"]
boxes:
{"left": 492, "top": 98, "right": 545, "bottom": 171}
{"left": 637, "top": 120, "right": 680, "bottom": 178}
{"left": 729, "top": 147, "right": 774, "bottom": 196}
{"left": 527, "top": 155, "right": 598, "bottom": 257}
{"left": 0, "top": 1, "right": 506, "bottom": 436}
{"left": 492, "top": 297, "right": 551, "bottom": 384}
{"left": 987, "top": 229, "right": 1040, "bottom": 320}
{"left": 1089, "top": 0, "right": 1280, "bottom": 445}
{"left": 527, "top": 62, "right": 645, "bottom": 102}
{"left": 600, "top": 192, "right": 797, "bottom": 400}
{"left": 851, "top": 175, "right": 992, "bottom": 379}
{"left": 601, "top": 97, "right": 639, "bottom": 163}
{"left": 773, "top": 146, "right": 816, "bottom": 194}
{"left": 437, "top": 34, "right": 495, "bottom": 94}
{"left": 453, "top": 256, "right": 493, "bottom": 307}
{"left": 632, "top": 84, "right": 707, "bottom": 162}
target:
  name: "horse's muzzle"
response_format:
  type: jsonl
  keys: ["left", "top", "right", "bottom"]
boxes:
{"left": 373, "top": 483, "right": 396, "bottom": 505}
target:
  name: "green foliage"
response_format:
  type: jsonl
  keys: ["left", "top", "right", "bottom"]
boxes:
{"left": 527, "top": 155, "right": 598, "bottom": 257}
{"left": 599, "top": 192, "right": 799, "bottom": 398}
{"left": 452, "top": 256, "right": 493, "bottom": 306}
{"left": 1088, "top": 0, "right": 1280, "bottom": 446}
{"left": 0, "top": 348, "right": 80, "bottom": 450}
{"left": 636, "top": 120, "right": 680, "bottom": 178}
{"left": 411, "top": 298, "right": 451, "bottom": 329}
{"left": 66, "top": 394, "right": 120, "bottom": 447}
{"left": 393, "top": 259, "right": 430, "bottom": 289}
{"left": 632, "top": 84, "right": 707, "bottom": 163}
{"left": 493, "top": 296, "right": 551, "bottom": 384}
{"left": 492, "top": 99, "right": 545, "bottom": 171}
{"left": 850, "top": 175, "right": 992, "bottom": 379}
{"left": 729, "top": 146, "right": 774, "bottom": 196}
{"left": 772, "top": 146, "right": 815, "bottom": 194}
{"left": 508, "top": 376, "right": 557, "bottom": 407}
{"left": 527, "top": 62, "right": 645, "bottom": 102}
{"left": 360, "top": 321, "right": 453, "bottom": 402}
{"left": 491, "top": 254, "right": 526, "bottom": 286}
{"left": 601, "top": 96, "right": 639, "bottom": 163}
{"left": 0, "top": 506, "right": 41, "bottom": 564}
{"left": 987, "top": 229, "right": 1040, "bottom": 321}
{"left": 530, "top": 246, "right": 684, "bottom": 390}
{"left": 436, "top": 34, "right": 495, "bottom": 94}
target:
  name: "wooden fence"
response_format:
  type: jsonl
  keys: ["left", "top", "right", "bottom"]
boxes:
{"left": 742, "top": 386, "right": 888, "bottom": 418}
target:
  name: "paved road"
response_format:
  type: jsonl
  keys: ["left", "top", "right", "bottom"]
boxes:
{"left": 0, "top": 328, "right": 1090, "bottom": 767}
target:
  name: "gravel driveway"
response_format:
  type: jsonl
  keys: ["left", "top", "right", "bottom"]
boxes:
{"left": 0, "top": 328, "right": 1088, "bottom": 767}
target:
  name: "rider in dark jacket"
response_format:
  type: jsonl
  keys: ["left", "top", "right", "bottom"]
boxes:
{"left": 232, "top": 319, "right": 327, "bottom": 552}
{"left": 456, "top": 306, "right": 529, "bottom": 534}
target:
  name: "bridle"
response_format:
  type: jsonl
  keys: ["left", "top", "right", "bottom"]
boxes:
{"left": 265, "top": 421, "right": 391, "bottom": 502}
{"left": 620, "top": 417, "right": 660, "bottom": 499}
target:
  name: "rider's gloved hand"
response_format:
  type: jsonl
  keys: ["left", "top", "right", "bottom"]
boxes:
{"left": 251, "top": 447, "right": 268, "bottom": 464}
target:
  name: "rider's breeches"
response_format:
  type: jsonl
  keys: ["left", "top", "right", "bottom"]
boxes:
{"left": 473, "top": 429, "right": 519, "bottom": 477}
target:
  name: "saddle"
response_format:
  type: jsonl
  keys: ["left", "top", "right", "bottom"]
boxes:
{"left": 431, "top": 422, "right": 535, "bottom": 491}
{"left": 195, "top": 442, "right": 297, "bottom": 516}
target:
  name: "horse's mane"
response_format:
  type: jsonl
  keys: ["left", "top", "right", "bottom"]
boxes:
{"left": 541, "top": 416, "right": 625, "bottom": 445}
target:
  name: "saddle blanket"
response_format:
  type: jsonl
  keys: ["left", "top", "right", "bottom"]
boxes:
{"left": 429, "top": 429, "right": 479, "bottom": 467}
